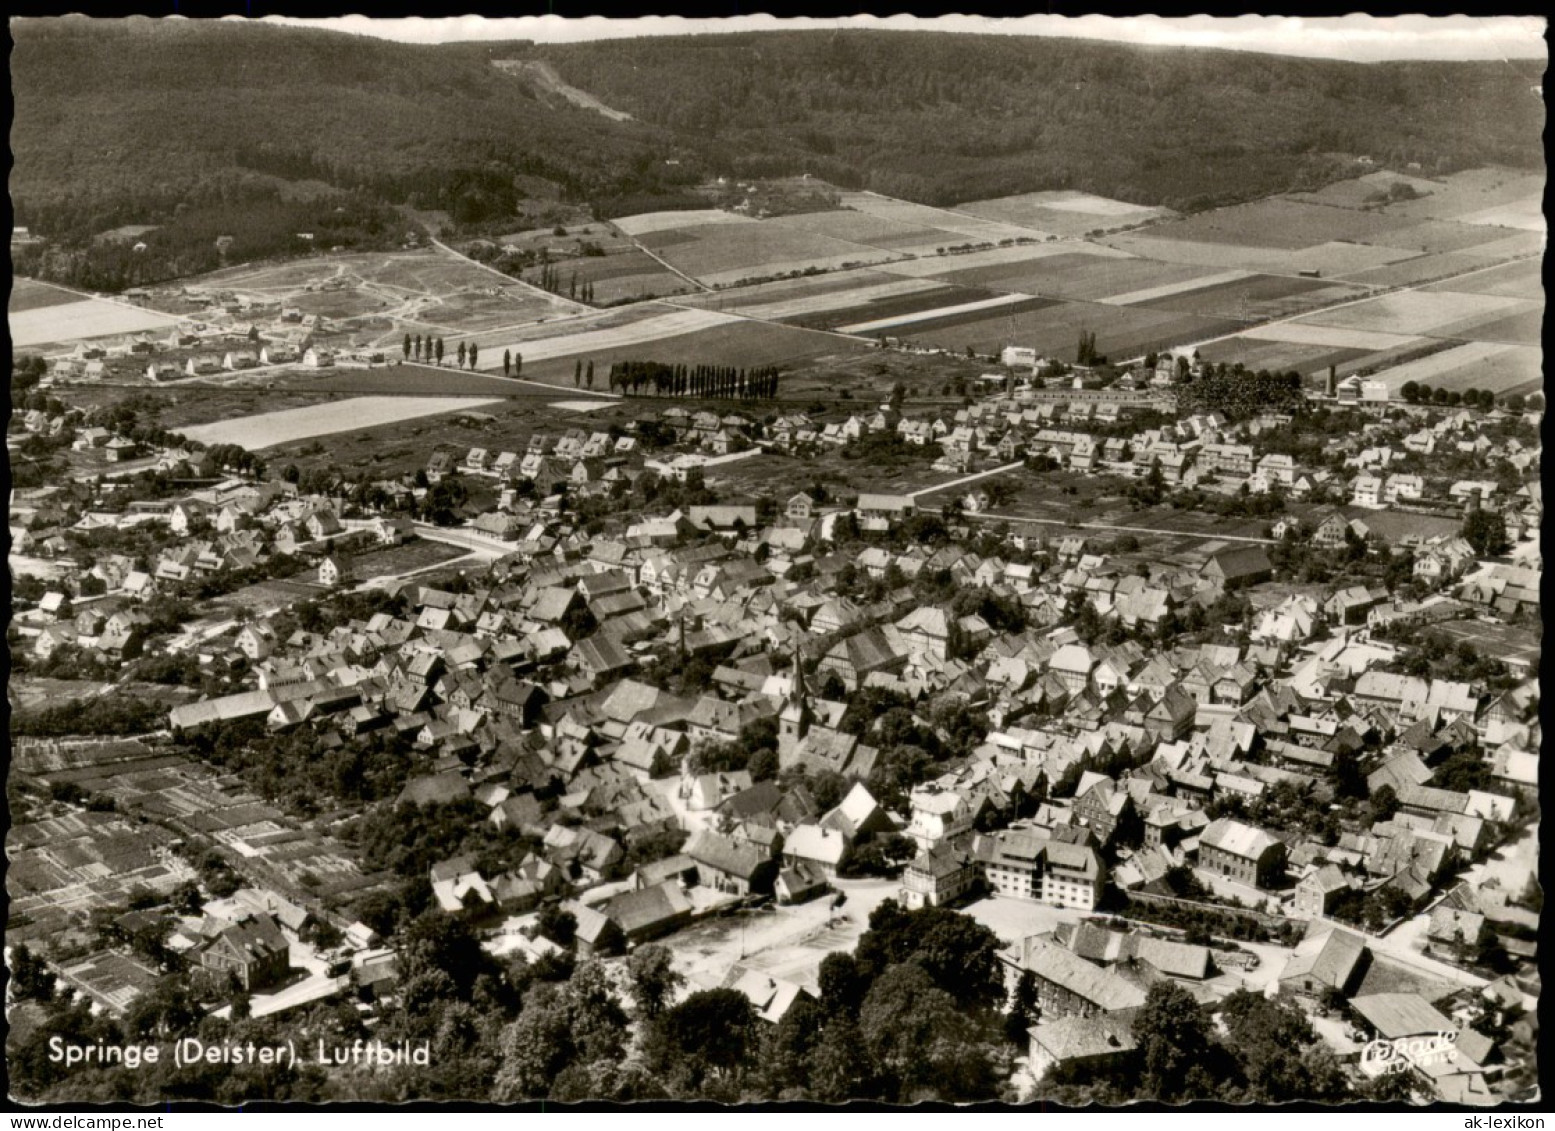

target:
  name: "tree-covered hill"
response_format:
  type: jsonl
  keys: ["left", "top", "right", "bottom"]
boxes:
{"left": 11, "top": 19, "right": 1545, "bottom": 240}
{"left": 10, "top": 17, "right": 694, "bottom": 233}
{"left": 540, "top": 29, "right": 1545, "bottom": 208}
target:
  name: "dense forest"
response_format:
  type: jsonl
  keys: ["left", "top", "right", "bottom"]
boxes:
{"left": 10, "top": 20, "right": 1544, "bottom": 284}
{"left": 542, "top": 30, "right": 1545, "bottom": 208}
{"left": 9, "top": 18, "right": 700, "bottom": 239}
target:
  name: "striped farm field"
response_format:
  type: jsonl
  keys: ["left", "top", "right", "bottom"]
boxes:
{"left": 744, "top": 279, "right": 967, "bottom": 325}
{"left": 1424, "top": 258, "right": 1543, "bottom": 300}
{"left": 930, "top": 252, "right": 1208, "bottom": 302}
{"left": 763, "top": 210, "right": 968, "bottom": 254}
{"left": 504, "top": 317, "right": 872, "bottom": 389}
{"left": 1463, "top": 306, "right": 1543, "bottom": 347}
{"left": 10, "top": 295, "right": 181, "bottom": 348}
{"left": 878, "top": 241, "right": 1131, "bottom": 280}
{"left": 1133, "top": 274, "right": 1371, "bottom": 322}
{"left": 673, "top": 267, "right": 903, "bottom": 312}
{"left": 836, "top": 191, "right": 1058, "bottom": 244}
{"left": 641, "top": 222, "right": 901, "bottom": 287}
{"left": 1238, "top": 321, "right": 1421, "bottom": 352}
{"left": 1195, "top": 337, "right": 1373, "bottom": 376}
{"left": 469, "top": 306, "right": 747, "bottom": 369}
{"left": 1097, "top": 234, "right": 1292, "bottom": 273}
{"left": 180, "top": 395, "right": 507, "bottom": 449}
{"left": 1294, "top": 289, "right": 1529, "bottom": 338}
{"left": 1364, "top": 340, "right": 1538, "bottom": 395}
{"left": 874, "top": 298, "right": 1243, "bottom": 362}
{"left": 1335, "top": 250, "right": 1517, "bottom": 289}
{"left": 1103, "top": 269, "right": 1253, "bottom": 306}
{"left": 836, "top": 291, "right": 1041, "bottom": 335}
{"left": 1136, "top": 197, "right": 1415, "bottom": 250}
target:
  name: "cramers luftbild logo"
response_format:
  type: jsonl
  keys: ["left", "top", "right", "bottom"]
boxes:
{"left": 1359, "top": 1030, "right": 1458, "bottom": 1075}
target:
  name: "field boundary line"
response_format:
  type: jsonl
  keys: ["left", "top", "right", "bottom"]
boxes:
{"left": 628, "top": 237, "right": 715, "bottom": 293}
{"left": 429, "top": 237, "right": 592, "bottom": 315}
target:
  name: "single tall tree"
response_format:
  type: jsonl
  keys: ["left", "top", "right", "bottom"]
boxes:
{"left": 458, "top": 341, "right": 468, "bottom": 368}
{"left": 468, "top": 342, "right": 478, "bottom": 369}
{"left": 503, "top": 348, "right": 512, "bottom": 376}
{"left": 402, "top": 333, "right": 411, "bottom": 360}
{"left": 585, "top": 360, "right": 594, "bottom": 390}
{"left": 435, "top": 338, "right": 445, "bottom": 366}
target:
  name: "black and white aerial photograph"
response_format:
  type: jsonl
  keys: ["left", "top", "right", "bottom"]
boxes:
{"left": 5, "top": 10, "right": 1546, "bottom": 1111}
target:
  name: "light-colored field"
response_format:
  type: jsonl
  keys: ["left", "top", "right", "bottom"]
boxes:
{"left": 837, "top": 291, "right": 1037, "bottom": 334}
{"left": 673, "top": 267, "right": 899, "bottom": 311}
{"left": 180, "top": 396, "right": 505, "bottom": 449}
{"left": 1099, "top": 234, "right": 1291, "bottom": 272}
{"left": 1424, "top": 258, "right": 1543, "bottom": 300}
{"left": 611, "top": 209, "right": 754, "bottom": 237}
{"left": 1374, "top": 167, "right": 1545, "bottom": 223}
{"left": 1454, "top": 196, "right": 1546, "bottom": 233}
{"left": 1296, "top": 289, "right": 1527, "bottom": 337}
{"left": 1366, "top": 340, "right": 1527, "bottom": 392}
{"left": 472, "top": 307, "right": 747, "bottom": 368}
{"left": 1336, "top": 249, "right": 1512, "bottom": 290}
{"left": 1290, "top": 241, "right": 1423, "bottom": 277}
{"left": 878, "top": 241, "right": 1131, "bottom": 279}
{"left": 10, "top": 297, "right": 180, "bottom": 348}
{"left": 764, "top": 209, "right": 961, "bottom": 253}
{"left": 1238, "top": 321, "right": 1421, "bottom": 352}
{"left": 1102, "top": 269, "right": 1252, "bottom": 306}
{"left": 1286, "top": 171, "right": 1444, "bottom": 211}
{"left": 1140, "top": 197, "right": 1414, "bottom": 250}
{"left": 651, "top": 223, "right": 901, "bottom": 287}
{"left": 731, "top": 276, "right": 945, "bottom": 321}
{"left": 837, "top": 191, "right": 1056, "bottom": 244}
{"left": 954, "top": 190, "right": 1172, "bottom": 237}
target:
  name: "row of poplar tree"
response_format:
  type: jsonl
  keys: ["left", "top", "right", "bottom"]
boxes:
{"left": 607, "top": 360, "right": 781, "bottom": 400}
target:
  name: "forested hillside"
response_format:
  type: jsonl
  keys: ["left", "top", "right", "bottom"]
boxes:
{"left": 11, "top": 20, "right": 1544, "bottom": 252}
{"left": 10, "top": 18, "right": 694, "bottom": 236}
{"left": 542, "top": 30, "right": 1545, "bottom": 208}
